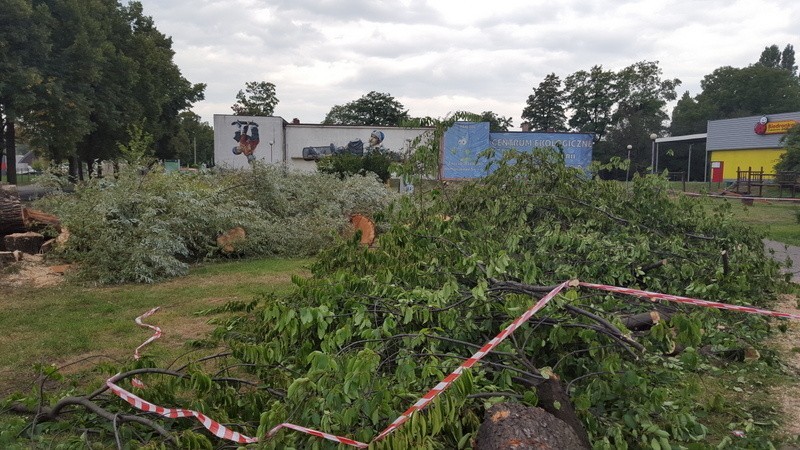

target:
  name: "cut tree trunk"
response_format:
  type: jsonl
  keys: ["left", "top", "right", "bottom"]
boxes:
{"left": 622, "top": 311, "right": 664, "bottom": 331}
{"left": 0, "top": 185, "right": 26, "bottom": 236}
{"left": 22, "top": 208, "right": 62, "bottom": 231}
{"left": 4, "top": 231, "right": 45, "bottom": 255}
{"left": 535, "top": 377, "right": 591, "bottom": 448}
{"left": 475, "top": 403, "right": 589, "bottom": 450}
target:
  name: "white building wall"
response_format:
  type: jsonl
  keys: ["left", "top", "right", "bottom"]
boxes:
{"left": 285, "top": 124, "right": 432, "bottom": 172}
{"left": 214, "top": 114, "right": 432, "bottom": 173}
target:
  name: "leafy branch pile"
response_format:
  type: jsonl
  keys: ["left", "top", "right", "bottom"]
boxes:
{"left": 7, "top": 150, "right": 790, "bottom": 449}
{"left": 34, "top": 163, "right": 396, "bottom": 283}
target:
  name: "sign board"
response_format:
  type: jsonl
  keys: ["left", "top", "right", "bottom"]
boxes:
{"left": 754, "top": 116, "right": 798, "bottom": 135}
{"left": 441, "top": 122, "right": 594, "bottom": 179}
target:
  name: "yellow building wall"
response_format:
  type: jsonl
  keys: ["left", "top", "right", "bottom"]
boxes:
{"left": 709, "top": 148, "right": 786, "bottom": 179}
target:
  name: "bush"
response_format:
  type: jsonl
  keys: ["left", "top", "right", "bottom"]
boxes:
{"left": 36, "top": 163, "right": 396, "bottom": 283}
{"left": 317, "top": 150, "right": 397, "bottom": 183}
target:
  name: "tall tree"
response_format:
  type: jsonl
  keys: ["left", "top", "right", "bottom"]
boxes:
{"left": 0, "top": 0, "right": 50, "bottom": 184}
{"left": 521, "top": 73, "right": 566, "bottom": 132}
{"left": 564, "top": 65, "right": 617, "bottom": 141}
{"left": 167, "top": 112, "right": 214, "bottom": 166}
{"left": 697, "top": 65, "right": 800, "bottom": 119}
{"left": 3, "top": 0, "right": 204, "bottom": 181}
{"left": 323, "top": 91, "right": 409, "bottom": 126}
{"left": 781, "top": 44, "right": 797, "bottom": 76}
{"left": 757, "top": 44, "right": 782, "bottom": 68}
{"left": 669, "top": 92, "right": 708, "bottom": 136}
{"left": 231, "top": 81, "right": 278, "bottom": 117}
{"left": 477, "top": 111, "right": 513, "bottom": 132}
{"left": 602, "top": 61, "right": 680, "bottom": 174}
{"left": 775, "top": 124, "right": 800, "bottom": 172}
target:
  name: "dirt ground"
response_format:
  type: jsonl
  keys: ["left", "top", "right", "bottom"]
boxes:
{"left": 769, "top": 293, "right": 800, "bottom": 445}
{"left": 0, "top": 254, "right": 67, "bottom": 288}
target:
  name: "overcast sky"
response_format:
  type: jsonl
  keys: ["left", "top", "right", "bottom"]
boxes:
{"left": 137, "top": 0, "right": 799, "bottom": 129}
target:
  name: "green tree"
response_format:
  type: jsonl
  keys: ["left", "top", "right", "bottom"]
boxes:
{"left": 231, "top": 81, "right": 278, "bottom": 116}
{"left": 168, "top": 112, "right": 214, "bottom": 166}
{"left": 589, "top": 61, "right": 679, "bottom": 175}
{"left": 3, "top": 0, "right": 204, "bottom": 181}
{"left": 699, "top": 65, "right": 800, "bottom": 119}
{"left": 775, "top": 124, "right": 800, "bottom": 172}
{"left": 521, "top": 73, "right": 566, "bottom": 131}
{"left": 669, "top": 92, "right": 708, "bottom": 136}
{"left": 781, "top": 44, "right": 797, "bottom": 76}
{"left": 757, "top": 44, "right": 782, "bottom": 68}
{"left": 477, "top": 111, "right": 513, "bottom": 132}
{"left": 323, "top": 91, "right": 409, "bottom": 126}
{"left": 0, "top": 0, "right": 51, "bottom": 184}
{"left": 564, "top": 65, "right": 617, "bottom": 141}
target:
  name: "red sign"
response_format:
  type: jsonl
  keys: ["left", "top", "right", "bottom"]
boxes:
{"left": 754, "top": 116, "right": 798, "bottom": 135}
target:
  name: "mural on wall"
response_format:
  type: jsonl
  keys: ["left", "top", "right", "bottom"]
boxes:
{"left": 231, "top": 120, "right": 260, "bottom": 163}
{"left": 302, "top": 130, "right": 388, "bottom": 160}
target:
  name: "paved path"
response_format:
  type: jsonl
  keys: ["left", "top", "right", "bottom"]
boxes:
{"left": 764, "top": 239, "right": 800, "bottom": 283}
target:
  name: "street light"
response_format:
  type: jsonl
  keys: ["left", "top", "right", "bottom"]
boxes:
{"left": 649, "top": 133, "right": 658, "bottom": 174}
{"left": 625, "top": 144, "right": 632, "bottom": 182}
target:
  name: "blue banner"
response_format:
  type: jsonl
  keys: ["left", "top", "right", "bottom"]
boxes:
{"left": 441, "top": 124, "right": 594, "bottom": 179}
{"left": 441, "top": 122, "right": 491, "bottom": 179}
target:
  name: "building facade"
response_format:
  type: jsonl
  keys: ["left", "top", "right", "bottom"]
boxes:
{"left": 213, "top": 115, "right": 433, "bottom": 172}
{"left": 706, "top": 111, "right": 799, "bottom": 180}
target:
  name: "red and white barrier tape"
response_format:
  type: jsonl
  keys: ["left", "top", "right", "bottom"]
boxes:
{"left": 579, "top": 282, "right": 800, "bottom": 321}
{"left": 107, "top": 380, "right": 259, "bottom": 444}
{"left": 131, "top": 307, "right": 161, "bottom": 389}
{"left": 373, "top": 280, "right": 570, "bottom": 441}
{"left": 108, "top": 279, "right": 799, "bottom": 447}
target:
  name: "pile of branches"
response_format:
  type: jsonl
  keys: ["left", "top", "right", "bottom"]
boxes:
{"left": 5, "top": 150, "right": 787, "bottom": 449}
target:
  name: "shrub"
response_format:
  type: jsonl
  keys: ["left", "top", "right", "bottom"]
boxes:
{"left": 37, "top": 163, "right": 396, "bottom": 283}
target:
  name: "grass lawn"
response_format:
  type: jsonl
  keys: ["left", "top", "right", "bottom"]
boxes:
{"left": 697, "top": 197, "right": 800, "bottom": 246}
{"left": 0, "top": 257, "right": 311, "bottom": 397}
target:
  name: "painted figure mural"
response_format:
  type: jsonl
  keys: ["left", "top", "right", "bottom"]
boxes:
{"left": 302, "top": 130, "right": 387, "bottom": 161}
{"left": 231, "top": 120, "right": 260, "bottom": 163}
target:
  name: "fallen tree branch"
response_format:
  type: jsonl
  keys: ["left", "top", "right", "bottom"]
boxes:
{"left": 9, "top": 398, "right": 176, "bottom": 445}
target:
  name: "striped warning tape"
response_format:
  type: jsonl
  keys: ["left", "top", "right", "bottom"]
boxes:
{"left": 107, "top": 279, "right": 799, "bottom": 447}
{"left": 131, "top": 307, "right": 161, "bottom": 389}
{"left": 373, "top": 280, "right": 570, "bottom": 441}
{"left": 578, "top": 282, "right": 800, "bottom": 320}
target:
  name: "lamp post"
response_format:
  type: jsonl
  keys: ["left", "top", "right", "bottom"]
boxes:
{"left": 625, "top": 144, "right": 632, "bottom": 182}
{"left": 649, "top": 133, "right": 657, "bottom": 174}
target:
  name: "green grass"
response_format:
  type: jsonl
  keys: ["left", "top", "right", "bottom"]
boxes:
{"left": 1, "top": 173, "right": 38, "bottom": 186}
{"left": 722, "top": 200, "right": 800, "bottom": 246}
{"left": 0, "top": 257, "right": 311, "bottom": 396}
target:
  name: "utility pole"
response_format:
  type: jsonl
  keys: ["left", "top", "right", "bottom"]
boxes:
{"left": 193, "top": 136, "right": 197, "bottom": 166}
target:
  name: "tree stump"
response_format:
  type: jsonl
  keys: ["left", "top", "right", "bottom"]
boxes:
{"left": 0, "top": 185, "right": 26, "bottom": 236}
{"left": 4, "top": 232, "right": 45, "bottom": 255}
{"left": 475, "top": 403, "right": 589, "bottom": 450}
{"left": 349, "top": 214, "right": 376, "bottom": 246}
{"left": 217, "top": 227, "right": 246, "bottom": 254}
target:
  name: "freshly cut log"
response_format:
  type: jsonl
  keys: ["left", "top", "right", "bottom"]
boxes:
{"left": 22, "top": 208, "right": 62, "bottom": 230}
{"left": 349, "top": 214, "right": 376, "bottom": 246}
{"left": 0, "top": 185, "right": 25, "bottom": 235}
{"left": 622, "top": 311, "right": 663, "bottom": 331}
{"left": 475, "top": 403, "right": 589, "bottom": 450}
{"left": 217, "top": 227, "right": 246, "bottom": 254}
{"left": 4, "top": 231, "right": 45, "bottom": 255}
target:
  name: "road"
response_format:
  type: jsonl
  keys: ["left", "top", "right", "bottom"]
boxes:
{"left": 764, "top": 239, "right": 800, "bottom": 283}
